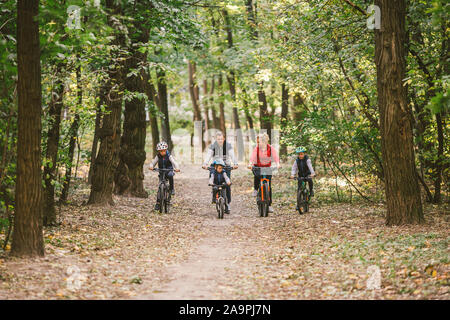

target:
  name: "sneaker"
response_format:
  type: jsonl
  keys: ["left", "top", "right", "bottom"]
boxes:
{"left": 225, "top": 204, "right": 230, "bottom": 214}
{"left": 171, "top": 189, "right": 175, "bottom": 196}
{"left": 252, "top": 190, "right": 258, "bottom": 197}
{"left": 268, "top": 206, "right": 274, "bottom": 213}
{"left": 310, "top": 190, "right": 314, "bottom": 197}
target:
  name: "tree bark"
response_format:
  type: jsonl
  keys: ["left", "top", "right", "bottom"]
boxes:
{"left": 88, "top": 87, "right": 105, "bottom": 184}
{"left": 12, "top": 0, "right": 44, "bottom": 257}
{"left": 43, "top": 65, "right": 64, "bottom": 226}
{"left": 88, "top": 1, "right": 125, "bottom": 206}
{"left": 210, "top": 76, "right": 220, "bottom": 129}
{"left": 374, "top": 0, "right": 423, "bottom": 225}
{"left": 142, "top": 68, "right": 160, "bottom": 157}
{"left": 115, "top": 39, "right": 149, "bottom": 198}
{"left": 218, "top": 74, "right": 226, "bottom": 135}
{"left": 280, "top": 83, "right": 289, "bottom": 158}
{"left": 157, "top": 66, "right": 173, "bottom": 151}
{"left": 60, "top": 63, "right": 81, "bottom": 203}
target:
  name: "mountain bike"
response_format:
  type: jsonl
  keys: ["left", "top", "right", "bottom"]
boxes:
{"left": 203, "top": 166, "right": 234, "bottom": 218}
{"left": 252, "top": 166, "right": 276, "bottom": 217}
{"left": 293, "top": 176, "right": 311, "bottom": 215}
{"left": 152, "top": 168, "right": 173, "bottom": 214}
{"left": 208, "top": 182, "right": 230, "bottom": 219}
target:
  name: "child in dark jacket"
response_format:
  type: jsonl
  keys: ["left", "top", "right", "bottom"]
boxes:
{"left": 149, "top": 141, "right": 180, "bottom": 210}
{"left": 290, "top": 147, "right": 315, "bottom": 209}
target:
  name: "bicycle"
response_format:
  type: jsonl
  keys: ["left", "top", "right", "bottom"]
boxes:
{"left": 293, "top": 176, "right": 312, "bottom": 215}
{"left": 151, "top": 168, "right": 173, "bottom": 214}
{"left": 252, "top": 166, "right": 277, "bottom": 217}
{"left": 208, "top": 182, "right": 231, "bottom": 219}
{"left": 203, "top": 166, "right": 234, "bottom": 219}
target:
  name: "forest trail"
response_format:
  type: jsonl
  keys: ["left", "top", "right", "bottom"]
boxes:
{"left": 139, "top": 165, "right": 259, "bottom": 300}
{"left": 0, "top": 165, "right": 448, "bottom": 300}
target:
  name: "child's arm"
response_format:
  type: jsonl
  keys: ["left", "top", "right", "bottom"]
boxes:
{"left": 290, "top": 161, "right": 298, "bottom": 178}
{"left": 306, "top": 158, "right": 315, "bottom": 176}
{"left": 149, "top": 156, "right": 158, "bottom": 169}
{"left": 169, "top": 155, "right": 180, "bottom": 171}
{"left": 224, "top": 172, "right": 231, "bottom": 185}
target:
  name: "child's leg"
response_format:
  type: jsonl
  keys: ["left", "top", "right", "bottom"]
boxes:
{"left": 307, "top": 178, "right": 314, "bottom": 195}
{"left": 168, "top": 176, "right": 174, "bottom": 191}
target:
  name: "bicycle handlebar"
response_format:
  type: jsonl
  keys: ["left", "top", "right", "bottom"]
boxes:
{"left": 291, "top": 176, "right": 312, "bottom": 180}
{"left": 208, "top": 183, "right": 231, "bottom": 187}
{"left": 152, "top": 168, "right": 176, "bottom": 172}
{"left": 203, "top": 166, "right": 234, "bottom": 171}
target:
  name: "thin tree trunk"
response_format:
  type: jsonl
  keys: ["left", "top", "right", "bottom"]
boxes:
{"left": 142, "top": 68, "right": 160, "bottom": 157}
{"left": 374, "top": 0, "right": 423, "bottom": 225}
{"left": 218, "top": 74, "right": 226, "bottom": 135}
{"left": 88, "top": 88, "right": 105, "bottom": 184}
{"left": 88, "top": 1, "right": 125, "bottom": 206}
{"left": 210, "top": 76, "right": 220, "bottom": 129}
{"left": 280, "top": 83, "right": 289, "bottom": 158}
{"left": 43, "top": 67, "right": 64, "bottom": 226}
{"left": 157, "top": 66, "right": 173, "bottom": 151}
{"left": 60, "top": 63, "right": 81, "bottom": 203}
{"left": 12, "top": 0, "right": 44, "bottom": 257}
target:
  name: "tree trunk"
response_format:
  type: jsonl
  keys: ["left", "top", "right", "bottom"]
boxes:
{"left": 258, "top": 83, "right": 271, "bottom": 138}
{"left": 88, "top": 1, "right": 125, "bottom": 206}
{"left": 88, "top": 87, "right": 105, "bottom": 184}
{"left": 60, "top": 63, "right": 81, "bottom": 203}
{"left": 43, "top": 65, "right": 64, "bottom": 226}
{"left": 374, "top": 0, "right": 423, "bottom": 225}
{"left": 210, "top": 76, "right": 220, "bottom": 129}
{"left": 115, "top": 42, "right": 148, "bottom": 198}
{"left": 157, "top": 66, "right": 173, "bottom": 151}
{"left": 292, "top": 92, "right": 304, "bottom": 121}
{"left": 12, "top": 0, "right": 44, "bottom": 257}
{"left": 433, "top": 112, "right": 444, "bottom": 203}
{"left": 280, "top": 83, "right": 289, "bottom": 158}
{"left": 142, "top": 69, "right": 160, "bottom": 157}
{"left": 203, "top": 79, "right": 211, "bottom": 144}
{"left": 218, "top": 74, "right": 226, "bottom": 135}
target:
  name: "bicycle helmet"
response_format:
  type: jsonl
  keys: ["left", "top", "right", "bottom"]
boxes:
{"left": 157, "top": 141, "right": 169, "bottom": 151}
{"left": 296, "top": 146, "right": 306, "bottom": 153}
{"left": 213, "top": 159, "right": 225, "bottom": 167}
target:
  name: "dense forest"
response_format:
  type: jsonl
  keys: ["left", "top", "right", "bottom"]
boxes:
{"left": 0, "top": 0, "right": 448, "bottom": 301}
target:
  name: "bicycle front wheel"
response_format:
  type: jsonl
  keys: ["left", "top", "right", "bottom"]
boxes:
{"left": 164, "top": 189, "right": 171, "bottom": 214}
{"left": 263, "top": 184, "right": 269, "bottom": 217}
{"left": 218, "top": 198, "right": 225, "bottom": 219}
{"left": 297, "top": 189, "right": 303, "bottom": 215}
{"left": 159, "top": 185, "right": 165, "bottom": 214}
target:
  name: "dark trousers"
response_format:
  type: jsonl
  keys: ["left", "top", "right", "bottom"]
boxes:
{"left": 254, "top": 174, "right": 273, "bottom": 206}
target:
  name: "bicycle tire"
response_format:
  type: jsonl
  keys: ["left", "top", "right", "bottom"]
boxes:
{"left": 164, "top": 189, "right": 170, "bottom": 214}
{"left": 297, "top": 189, "right": 303, "bottom": 215}
{"left": 302, "top": 190, "right": 308, "bottom": 213}
{"left": 159, "top": 185, "right": 165, "bottom": 214}
{"left": 218, "top": 197, "right": 225, "bottom": 219}
{"left": 263, "top": 183, "right": 269, "bottom": 217}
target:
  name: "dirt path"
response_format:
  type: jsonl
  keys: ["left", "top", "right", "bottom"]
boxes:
{"left": 140, "top": 165, "right": 256, "bottom": 300}
{"left": 0, "top": 165, "right": 448, "bottom": 300}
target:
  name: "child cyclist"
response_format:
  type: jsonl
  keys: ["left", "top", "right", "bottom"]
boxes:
{"left": 209, "top": 159, "right": 232, "bottom": 213}
{"left": 149, "top": 141, "right": 180, "bottom": 211}
{"left": 290, "top": 147, "right": 316, "bottom": 210}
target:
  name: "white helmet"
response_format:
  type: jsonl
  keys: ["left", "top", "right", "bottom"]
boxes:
{"left": 157, "top": 141, "right": 168, "bottom": 151}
